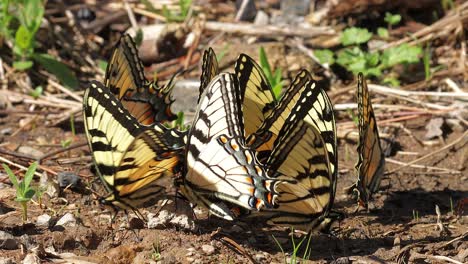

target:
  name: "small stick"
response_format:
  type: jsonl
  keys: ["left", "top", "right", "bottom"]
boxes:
{"left": 0, "top": 148, "right": 37, "bottom": 161}
{"left": 410, "top": 252, "right": 463, "bottom": 264}
{"left": 387, "top": 131, "right": 468, "bottom": 175}
{"left": 38, "top": 142, "right": 88, "bottom": 162}
{"left": 123, "top": 0, "right": 139, "bottom": 31}
{"left": 48, "top": 79, "right": 82, "bottom": 102}
{"left": 385, "top": 158, "right": 461, "bottom": 174}
{"left": 204, "top": 21, "right": 335, "bottom": 38}
{"left": 0, "top": 156, "right": 42, "bottom": 178}
{"left": 368, "top": 83, "right": 468, "bottom": 98}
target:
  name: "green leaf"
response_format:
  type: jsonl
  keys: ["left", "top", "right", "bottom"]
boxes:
{"left": 383, "top": 76, "right": 400, "bottom": 87}
{"left": 336, "top": 47, "right": 365, "bottom": 66}
{"left": 29, "top": 86, "right": 43, "bottom": 99}
{"left": 23, "top": 162, "right": 37, "bottom": 190}
{"left": 384, "top": 12, "right": 401, "bottom": 26}
{"left": 381, "top": 44, "right": 422, "bottom": 68}
{"left": 13, "top": 60, "right": 33, "bottom": 70}
{"left": 365, "top": 52, "right": 380, "bottom": 67}
{"left": 363, "top": 67, "right": 382, "bottom": 77}
{"left": 33, "top": 53, "right": 79, "bottom": 89}
{"left": 22, "top": 0, "right": 44, "bottom": 33}
{"left": 259, "top": 47, "right": 273, "bottom": 82}
{"left": 15, "top": 197, "right": 30, "bottom": 202}
{"left": 97, "top": 59, "right": 108, "bottom": 72}
{"left": 61, "top": 139, "right": 72, "bottom": 148}
{"left": 15, "top": 25, "right": 33, "bottom": 52}
{"left": 2, "top": 164, "right": 19, "bottom": 190}
{"left": 314, "top": 49, "right": 335, "bottom": 65}
{"left": 340, "top": 27, "right": 372, "bottom": 46}
{"left": 377, "top": 27, "right": 389, "bottom": 39}
{"left": 24, "top": 189, "right": 36, "bottom": 200}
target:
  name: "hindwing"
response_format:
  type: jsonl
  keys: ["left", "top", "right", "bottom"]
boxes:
{"left": 235, "top": 54, "right": 277, "bottom": 138}
{"left": 353, "top": 73, "right": 385, "bottom": 206}
{"left": 198, "top": 47, "right": 219, "bottom": 102}
{"left": 181, "top": 73, "right": 279, "bottom": 220}
{"left": 83, "top": 81, "right": 184, "bottom": 215}
{"left": 256, "top": 80, "right": 337, "bottom": 231}
{"left": 104, "top": 34, "right": 176, "bottom": 125}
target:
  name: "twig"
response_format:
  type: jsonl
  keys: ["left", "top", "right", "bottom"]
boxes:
{"left": 386, "top": 130, "right": 468, "bottom": 175}
{"left": 124, "top": 0, "right": 139, "bottom": 31}
{"left": 48, "top": 79, "right": 82, "bottom": 102}
{"left": 410, "top": 252, "right": 463, "bottom": 264}
{"left": 0, "top": 148, "right": 37, "bottom": 161}
{"left": 0, "top": 156, "right": 42, "bottom": 178}
{"left": 385, "top": 158, "right": 461, "bottom": 174}
{"left": 38, "top": 142, "right": 88, "bottom": 162}
{"left": 368, "top": 84, "right": 468, "bottom": 98}
{"left": 204, "top": 21, "right": 335, "bottom": 38}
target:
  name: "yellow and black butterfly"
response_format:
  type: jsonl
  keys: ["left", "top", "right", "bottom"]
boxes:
{"left": 104, "top": 34, "right": 177, "bottom": 125}
{"left": 198, "top": 47, "right": 219, "bottom": 102}
{"left": 234, "top": 54, "right": 277, "bottom": 138}
{"left": 351, "top": 73, "right": 385, "bottom": 206}
{"left": 252, "top": 78, "right": 338, "bottom": 231}
{"left": 179, "top": 73, "right": 280, "bottom": 220}
{"left": 83, "top": 81, "right": 185, "bottom": 218}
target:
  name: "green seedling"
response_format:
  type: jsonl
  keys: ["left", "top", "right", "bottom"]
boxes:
{"left": 150, "top": 238, "right": 161, "bottom": 261}
{"left": 161, "top": 0, "right": 192, "bottom": 22}
{"left": 3, "top": 162, "right": 37, "bottom": 223}
{"left": 0, "top": 0, "right": 78, "bottom": 89}
{"left": 272, "top": 229, "right": 313, "bottom": 264}
{"left": 29, "top": 85, "right": 43, "bottom": 99}
{"left": 259, "top": 46, "right": 283, "bottom": 100}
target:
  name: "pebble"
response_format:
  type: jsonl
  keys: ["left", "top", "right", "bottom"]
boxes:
{"left": 255, "top": 253, "right": 266, "bottom": 261}
{"left": 18, "top": 146, "right": 44, "bottom": 159}
{"left": 201, "top": 244, "right": 215, "bottom": 255}
{"left": 55, "top": 213, "right": 76, "bottom": 227}
{"left": 0, "top": 231, "right": 18, "bottom": 250}
{"left": 147, "top": 211, "right": 172, "bottom": 229}
{"left": 22, "top": 253, "right": 41, "bottom": 264}
{"left": 57, "top": 172, "right": 81, "bottom": 189}
{"left": 0, "top": 128, "right": 12, "bottom": 135}
{"left": 169, "top": 214, "right": 197, "bottom": 231}
{"left": 254, "top": 10, "right": 269, "bottom": 26}
{"left": 36, "top": 214, "right": 51, "bottom": 226}
{"left": 229, "top": 224, "right": 243, "bottom": 233}
{"left": 0, "top": 257, "right": 14, "bottom": 264}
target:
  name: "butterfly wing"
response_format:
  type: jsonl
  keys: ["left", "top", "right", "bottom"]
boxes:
{"left": 354, "top": 73, "right": 385, "bottom": 205}
{"left": 198, "top": 47, "right": 219, "bottom": 102}
{"left": 104, "top": 34, "right": 176, "bottom": 125}
{"left": 182, "top": 73, "right": 279, "bottom": 220}
{"left": 256, "top": 81, "right": 337, "bottom": 231}
{"left": 83, "top": 81, "right": 184, "bottom": 212}
{"left": 235, "top": 54, "right": 277, "bottom": 138}
{"left": 247, "top": 70, "right": 312, "bottom": 156}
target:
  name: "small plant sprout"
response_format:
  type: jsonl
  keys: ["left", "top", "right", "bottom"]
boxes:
{"left": 272, "top": 229, "right": 314, "bottom": 264}
{"left": 259, "top": 46, "right": 283, "bottom": 100}
{"left": 150, "top": 238, "right": 161, "bottom": 261}
{"left": 3, "top": 162, "right": 38, "bottom": 223}
{"left": 412, "top": 209, "right": 419, "bottom": 222}
{"left": 162, "top": 0, "right": 192, "bottom": 22}
{"left": 384, "top": 12, "right": 402, "bottom": 30}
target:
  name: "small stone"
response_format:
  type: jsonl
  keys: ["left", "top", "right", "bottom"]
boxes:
{"left": 0, "top": 257, "right": 14, "bottom": 264}
{"left": 147, "top": 211, "right": 173, "bottom": 229}
{"left": 0, "top": 128, "right": 12, "bottom": 135}
{"left": 229, "top": 225, "right": 243, "bottom": 233}
{"left": 22, "top": 253, "right": 40, "bottom": 264}
{"left": 255, "top": 253, "right": 266, "bottom": 261}
{"left": 201, "top": 244, "right": 215, "bottom": 255}
{"left": 57, "top": 172, "right": 81, "bottom": 189}
{"left": 186, "top": 257, "right": 194, "bottom": 262}
{"left": 129, "top": 217, "right": 145, "bottom": 229}
{"left": 254, "top": 10, "right": 269, "bottom": 26}
{"left": 56, "top": 213, "right": 76, "bottom": 227}
{"left": 169, "top": 214, "right": 197, "bottom": 231}
{"left": 18, "top": 146, "right": 44, "bottom": 159}
{"left": 187, "top": 247, "right": 196, "bottom": 252}
{"left": 0, "top": 231, "right": 19, "bottom": 250}
{"left": 36, "top": 214, "right": 51, "bottom": 226}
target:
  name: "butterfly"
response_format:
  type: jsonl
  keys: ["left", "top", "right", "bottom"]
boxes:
{"left": 104, "top": 34, "right": 177, "bottom": 125}
{"left": 198, "top": 47, "right": 219, "bottom": 102}
{"left": 83, "top": 81, "right": 185, "bottom": 218}
{"left": 251, "top": 77, "right": 338, "bottom": 231}
{"left": 351, "top": 73, "right": 386, "bottom": 206}
{"left": 235, "top": 54, "right": 277, "bottom": 138}
{"left": 179, "top": 72, "right": 280, "bottom": 220}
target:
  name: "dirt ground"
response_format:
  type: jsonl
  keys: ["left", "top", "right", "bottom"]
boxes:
{"left": 0, "top": 83, "right": 466, "bottom": 263}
